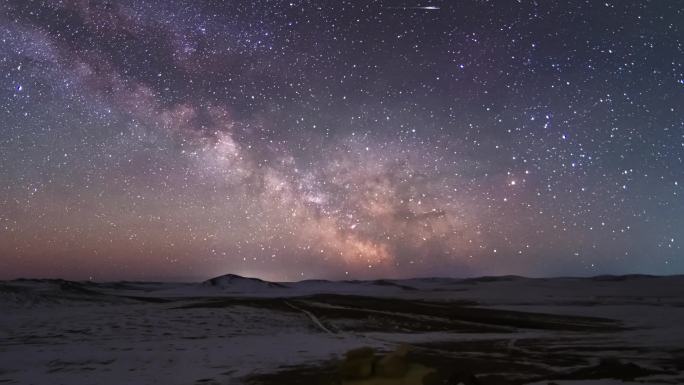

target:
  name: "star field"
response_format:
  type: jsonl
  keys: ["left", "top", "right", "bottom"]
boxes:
{"left": 0, "top": 0, "right": 682, "bottom": 281}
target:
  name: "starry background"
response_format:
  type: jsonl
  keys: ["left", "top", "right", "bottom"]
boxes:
{"left": 0, "top": 0, "right": 682, "bottom": 281}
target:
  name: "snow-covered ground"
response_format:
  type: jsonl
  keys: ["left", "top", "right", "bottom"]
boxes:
{"left": 1, "top": 275, "right": 683, "bottom": 384}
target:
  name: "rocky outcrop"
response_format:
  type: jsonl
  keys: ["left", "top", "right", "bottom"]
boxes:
{"left": 337, "top": 346, "right": 436, "bottom": 385}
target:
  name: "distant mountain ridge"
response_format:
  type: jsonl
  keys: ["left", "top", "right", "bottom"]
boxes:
{"left": 203, "top": 274, "right": 288, "bottom": 291}
{"left": 2, "top": 274, "right": 684, "bottom": 309}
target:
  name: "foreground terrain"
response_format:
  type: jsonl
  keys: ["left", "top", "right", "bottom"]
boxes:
{"left": 1, "top": 274, "right": 683, "bottom": 384}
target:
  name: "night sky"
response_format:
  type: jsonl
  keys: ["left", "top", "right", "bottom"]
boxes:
{"left": 1, "top": 1, "right": 682, "bottom": 281}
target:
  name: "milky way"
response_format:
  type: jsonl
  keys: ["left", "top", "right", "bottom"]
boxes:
{"left": 1, "top": 1, "right": 682, "bottom": 281}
